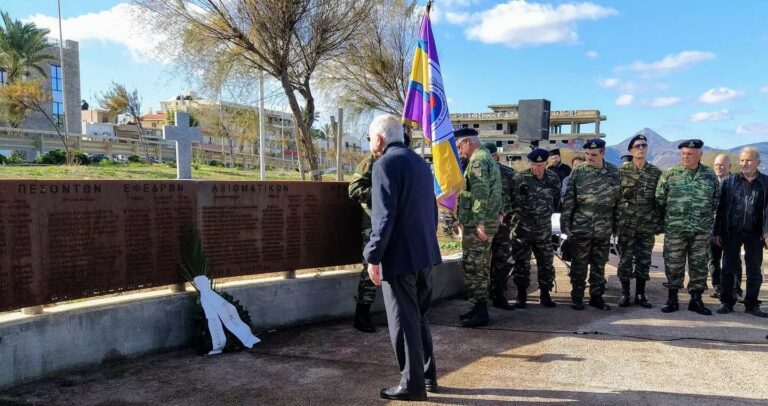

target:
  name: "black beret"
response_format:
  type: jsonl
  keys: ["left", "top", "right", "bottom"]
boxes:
{"left": 584, "top": 138, "right": 606, "bottom": 149}
{"left": 678, "top": 139, "right": 703, "bottom": 149}
{"left": 549, "top": 148, "right": 561, "bottom": 156}
{"left": 628, "top": 134, "right": 647, "bottom": 151}
{"left": 454, "top": 128, "right": 478, "bottom": 139}
{"left": 482, "top": 142, "right": 497, "bottom": 154}
{"left": 527, "top": 148, "right": 550, "bottom": 163}
{"left": 620, "top": 154, "right": 633, "bottom": 163}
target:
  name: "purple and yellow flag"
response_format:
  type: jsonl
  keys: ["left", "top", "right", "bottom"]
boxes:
{"left": 402, "top": 8, "right": 464, "bottom": 212}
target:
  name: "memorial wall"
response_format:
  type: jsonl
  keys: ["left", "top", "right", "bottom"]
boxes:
{"left": 0, "top": 180, "right": 362, "bottom": 312}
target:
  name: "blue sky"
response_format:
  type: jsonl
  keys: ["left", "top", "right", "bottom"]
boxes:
{"left": 3, "top": 0, "right": 767, "bottom": 148}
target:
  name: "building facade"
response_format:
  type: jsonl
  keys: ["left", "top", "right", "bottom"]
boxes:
{"left": 413, "top": 103, "right": 606, "bottom": 161}
{"left": 2, "top": 40, "right": 82, "bottom": 136}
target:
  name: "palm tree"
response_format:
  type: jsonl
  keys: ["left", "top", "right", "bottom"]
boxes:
{"left": 0, "top": 10, "right": 55, "bottom": 83}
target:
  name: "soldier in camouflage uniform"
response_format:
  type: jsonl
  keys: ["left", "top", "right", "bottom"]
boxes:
{"left": 510, "top": 148, "right": 561, "bottom": 308}
{"left": 455, "top": 129, "right": 502, "bottom": 327}
{"left": 348, "top": 153, "right": 379, "bottom": 333}
{"left": 484, "top": 142, "right": 516, "bottom": 310}
{"left": 656, "top": 139, "right": 720, "bottom": 315}
{"left": 561, "top": 138, "right": 620, "bottom": 311}
{"left": 616, "top": 134, "right": 662, "bottom": 308}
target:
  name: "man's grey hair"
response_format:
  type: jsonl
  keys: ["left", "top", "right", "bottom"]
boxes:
{"left": 369, "top": 114, "right": 404, "bottom": 145}
{"left": 458, "top": 135, "right": 480, "bottom": 146}
{"left": 740, "top": 146, "right": 760, "bottom": 160}
{"left": 714, "top": 153, "right": 731, "bottom": 164}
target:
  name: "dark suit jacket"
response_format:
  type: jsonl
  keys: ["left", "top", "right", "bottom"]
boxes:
{"left": 363, "top": 142, "right": 442, "bottom": 280}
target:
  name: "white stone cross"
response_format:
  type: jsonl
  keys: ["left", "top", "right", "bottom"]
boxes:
{"left": 163, "top": 112, "right": 203, "bottom": 179}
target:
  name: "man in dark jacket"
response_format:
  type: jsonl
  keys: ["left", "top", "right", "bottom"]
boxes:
{"left": 364, "top": 114, "right": 442, "bottom": 401}
{"left": 714, "top": 147, "right": 768, "bottom": 317}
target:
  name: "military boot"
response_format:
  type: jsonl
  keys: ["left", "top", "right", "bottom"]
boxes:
{"left": 492, "top": 295, "right": 515, "bottom": 310}
{"left": 571, "top": 296, "right": 585, "bottom": 310}
{"left": 634, "top": 279, "right": 652, "bottom": 308}
{"left": 618, "top": 281, "right": 631, "bottom": 307}
{"left": 687, "top": 291, "right": 712, "bottom": 316}
{"left": 515, "top": 286, "right": 528, "bottom": 309}
{"left": 459, "top": 303, "right": 478, "bottom": 321}
{"left": 661, "top": 289, "right": 679, "bottom": 313}
{"left": 540, "top": 289, "right": 557, "bottom": 307}
{"left": 461, "top": 302, "right": 489, "bottom": 328}
{"left": 353, "top": 303, "right": 376, "bottom": 333}
{"left": 589, "top": 294, "right": 611, "bottom": 311}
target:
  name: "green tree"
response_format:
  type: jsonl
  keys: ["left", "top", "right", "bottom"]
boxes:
{"left": 98, "top": 82, "right": 151, "bottom": 161}
{"left": 0, "top": 10, "right": 55, "bottom": 84}
{"left": 165, "top": 108, "right": 200, "bottom": 127}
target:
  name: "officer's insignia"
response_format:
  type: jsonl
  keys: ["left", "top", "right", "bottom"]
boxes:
{"left": 536, "top": 156, "right": 543, "bottom": 162}
{"left": 588, "top": 142, "right": 596, "bottom": 148}
{"left": 688, "top": 141, "right": 695, "bottom": 147}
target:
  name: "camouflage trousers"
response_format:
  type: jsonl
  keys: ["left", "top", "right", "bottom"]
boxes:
{"left": 462, "top": 228, "right": 493, "bottom": 303}
{"left": 569, "top": 236, "right": 610, "bottom": 299}
{"left": 489, "top": 224, "right": 512, "bottom": 298}
{"left": 617, "top": 232, "right": 655, "bottom": 282}
{"left": 355, "top": 226, "right": 377, "bottom": 305}
{"left": 663, "top": 231, "right": 710, "bottom": 292}
{"left": 511, "top": 235, "right": 556, "bottom": 291}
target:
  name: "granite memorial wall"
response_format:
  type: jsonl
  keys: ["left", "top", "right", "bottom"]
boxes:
{"left": 0, "top": 180, "right": 362, "bottom": 312}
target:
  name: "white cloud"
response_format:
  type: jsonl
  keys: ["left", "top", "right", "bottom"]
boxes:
{"left": 445, "top": 12, "right": 470, "bottom": 24}
{"left": 736, "top": 122, "right": 768, "bottom": 136}
{"left": 698, "top": 87, "right": 744, "bottom": 104}
{"left": 690, "top": 109, "right": 732, "bottom": 122}
{"left": 615, "top": 51, "right": 715, "bottom": 76}
{"left": 615, "top": 94, "right": 634, "bottom": 106}
{"left": 456, "top": 1, "right": 617, "bottom": 48}
{"left": 648, "top": 96, "right": 681, "bottom": 107}
{"left": 586, "top": 50, "right": 598, "bottom": 58}
{"left": 760, "top": 85, "right": 768, "bottom": 93}
{"left": 24, "top": 3, "right": 167, "bottom": 64}
{"left": 598, "top": 78, "right": 619, "bottom": 88}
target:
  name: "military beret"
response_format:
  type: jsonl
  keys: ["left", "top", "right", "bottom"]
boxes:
{"left": 454, "top": 128, "right": 478, "bottom": 140}
{"left": 678, "top": 139, "right": 703, "bottom": 149}
{"left": 620, "top": 154, "right": 633, "bottom": 163}
{"left": 627, "top": 134, "right": 647, "bottom": 151}
{"left": 483, "top": 142, "right": 497, "bottom": 154}
{"left": 527, "top": 148, "right": 550, "bottom": 163}
{"left": 583, "top": 138, "right": 606, "bottom": 149}
{"left": 549, "top": 148, "right": 561, "bottom": 156}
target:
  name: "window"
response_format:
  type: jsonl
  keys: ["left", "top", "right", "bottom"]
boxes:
{"left": 473, "top": 123, "right": 479, "bottom": 129}
{"left": 461, "top": 124, "right": 468, "bottom": 128}
{"left": 507, "top": 141, "right": 514, "bottom": 145}
{"left": 50, "top": 65, "right": 64, "bottom": 127}
{"left": 496, "top": 123, "right": 503, "bottom": 131}
{"left": 550, "top": 140, "right": 557, "bottom": 144}
{"left": 496, "top": 141, "right": 502, "bottom": 147}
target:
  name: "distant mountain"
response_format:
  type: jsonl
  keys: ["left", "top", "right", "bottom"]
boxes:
{"left": 602, "top": 128, "right": 765, "bottom": 170}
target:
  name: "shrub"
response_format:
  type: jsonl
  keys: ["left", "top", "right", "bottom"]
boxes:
{"left": 127, "top": 154, "right": 142, "bottom": 163}
{"left": 7, "top": 152, "right": 25, "bottom": 164}
{"left": 208, "top": 160, "right": 224, "bottom": 167}
{"left": 0, "top": 153, "right": 6, "bottom": 164}
{"left": 73, "top": 151, "right": 89, "bottom": 165}
{"left": 35, "top": 150, "right": 67, "bottom": 165}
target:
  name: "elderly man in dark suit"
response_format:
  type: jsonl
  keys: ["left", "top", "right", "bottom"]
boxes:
{"left": 364, "top": 114, "right": 443, "bottom": 401}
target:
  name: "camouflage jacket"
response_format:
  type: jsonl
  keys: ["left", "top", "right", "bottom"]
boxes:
{"left": 458, "top": 147, "right": 502, "bottom": 233}
{"left": 348, "top": 154, "right": 376, "bottom": 227}
{"left": 656, "top": 164, "right": 720, "bottom": 234}
{"left": 560, "top": 161, "right": 621, "bottom": 238}
{"left": 498, "top": 162, "right": 516, "bottom": 223}
{"left": 512, "top": 168, "right": 561, "bottom": 239}
{"left": 618, "top": 161, "right": 663, "bottom": 235}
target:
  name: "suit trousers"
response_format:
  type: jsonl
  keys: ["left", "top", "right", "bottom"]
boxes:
{"left": 382, "top": 267, "right": 437, "bottom": 392}
{"left": 720, "top": 234, "right": 764, "bottom": 308}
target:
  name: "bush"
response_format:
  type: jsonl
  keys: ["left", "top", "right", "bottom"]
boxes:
{"left": 35, "top": 150, "right": 67, "bottom": 165}
{"left": 0, "top": 153, "right": 6, "bottom": 164}
{"left": 74, "top": 151, "right": 89, "bottom": 165}
{"left": 7, "top": 152, "right": 25, "bottom": 164}
{"left": 127, "top": 154, "right": 142, "bottom": 163}
{"left": 208, "top": 160, "right": 224, "bottom": 167}
{"left": 192, "top": 162, "right": 200, "bottom": 170}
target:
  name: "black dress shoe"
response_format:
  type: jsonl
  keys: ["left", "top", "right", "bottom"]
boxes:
{"left": 745, "top": 307, "right": 768, "bottom": 318}
{"left": 380, "top": 386, "right": 427, "bottom": 401}
{"left": 425, "top": 379, "right": 439, "bottom": 393}
{"left": 715, "top": 303, "right": 733, "bottom": 314}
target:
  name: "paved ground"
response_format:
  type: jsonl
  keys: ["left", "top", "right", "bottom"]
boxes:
{"left": 2, "top": 242, "right": 768, "bottom": 405}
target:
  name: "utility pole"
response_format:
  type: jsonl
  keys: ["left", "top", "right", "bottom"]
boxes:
{"left": 258, "top": 71, "right": 265, "bottom": 180}
{"left": 336, "top": 108, "right": 344, "bottom": 181}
